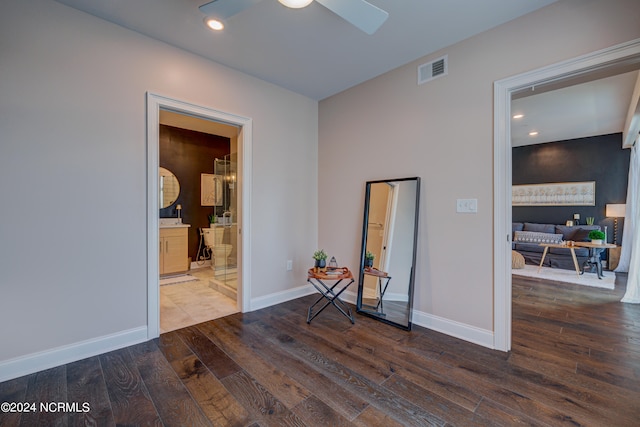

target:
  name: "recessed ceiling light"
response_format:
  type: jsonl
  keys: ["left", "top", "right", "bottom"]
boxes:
{"left": 512, "top": 114, "right": 524, "bottom": 119}
{"left": 529, "top": 131, "right": 539, "bottom": 136}
{"left": 204, "top": 17, "right": 224, "bottom": 31}
{"left": 278, "top": 0, "right": 314, "bottom": 8}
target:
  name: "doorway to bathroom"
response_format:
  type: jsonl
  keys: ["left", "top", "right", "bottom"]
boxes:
{"left": 146, "top": 93, "right": 253, "bottom": 339}
{"left": 158, "top": 114, "right": 239, "bottom": 333}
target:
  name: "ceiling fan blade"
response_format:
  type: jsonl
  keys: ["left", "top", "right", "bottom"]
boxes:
{"left": 199, "top": 0, "right": 264, "bottom": 20}
{"left": 315, "top": 0, "right": 388, "bottom": 35}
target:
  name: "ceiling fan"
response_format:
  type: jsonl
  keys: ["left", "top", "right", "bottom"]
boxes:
{"left": 199, "top": 0, "right": 389, "bottom": 35}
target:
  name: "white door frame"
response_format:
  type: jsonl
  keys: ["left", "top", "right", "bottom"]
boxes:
{"left": 493, "top": 38, "right": 640, "bottom": 351}
{"left": 380, "top": 182, "right": 398, "bottom": 272}
{"left": 146, "top": 93, "right": 253, "bottom": 339}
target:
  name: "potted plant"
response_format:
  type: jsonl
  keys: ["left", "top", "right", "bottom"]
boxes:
{"left": 312, "top": 249, "right": 328, "bottom": 269}
{"left": 364, "top": 251, "right": 375, "bottom": 268}
{"left": 588, "top": 230, "right": 605, "bottom": 245}
{"left": 208, "top": 213, "right": 216, "bottom": 227}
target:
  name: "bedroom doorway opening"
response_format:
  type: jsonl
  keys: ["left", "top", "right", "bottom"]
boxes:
{"left": 493, "top": 39, "right": 640, "bottom": 351}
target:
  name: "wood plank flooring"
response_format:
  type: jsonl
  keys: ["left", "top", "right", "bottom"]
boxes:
{"left": 1, "top": 273, "right": 639, "bottom": 426}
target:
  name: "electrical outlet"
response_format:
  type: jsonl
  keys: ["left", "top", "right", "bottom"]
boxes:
{"left": 286, "top": 260, "right": 293, "bottom": 271}
{"left": 456, "top": 198, "right": 478, "bottom": 213}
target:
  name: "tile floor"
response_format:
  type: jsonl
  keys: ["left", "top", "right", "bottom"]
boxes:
{"left": 160, "top": 267, "right": 239, "bottom": 334}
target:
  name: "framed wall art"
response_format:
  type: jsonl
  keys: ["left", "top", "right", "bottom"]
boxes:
{"left": 201, "top": 173, "right": 223, "bottom": 206}
{"left": 512, "top": 181, "right": 595, "bottom": 206}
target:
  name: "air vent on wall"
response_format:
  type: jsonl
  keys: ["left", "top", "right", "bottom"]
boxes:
{"left": 418, "top": 55, "right": 448, "bottom": 85}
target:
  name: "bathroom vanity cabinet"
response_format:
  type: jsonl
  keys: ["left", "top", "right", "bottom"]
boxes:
{"left": 159, "top": 227, "right": 189, "bottom": 275}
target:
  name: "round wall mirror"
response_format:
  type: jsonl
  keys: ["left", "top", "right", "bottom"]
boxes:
{"left": 159, "top": 167, "right": 180, "bottom": 209}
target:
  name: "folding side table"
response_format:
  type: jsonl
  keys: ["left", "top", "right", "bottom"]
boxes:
{"left": 362, "top": 267, "right": 392, "bottom": 316}
{"left": 307, "top": 267, "right": 355, "bottom": 324}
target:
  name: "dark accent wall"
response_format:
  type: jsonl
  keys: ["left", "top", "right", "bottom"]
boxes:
{"left": 512, "top": 133, "right": 629, "bottom": 243}
{"left": 159, "top": 125, "right": 231, "bottom": 262}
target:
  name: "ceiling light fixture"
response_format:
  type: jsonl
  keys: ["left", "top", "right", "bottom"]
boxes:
{"left": 529, "top": 131, "right": 539, "bottom": 136}
{"left": 278, "top": 0, "right": 314, "bottom": 9}
{"left": 512, "top": 114, "right": 524, "bottom": 119}
{"left": 204, "top": 17, "right": 224, "bottom": 31}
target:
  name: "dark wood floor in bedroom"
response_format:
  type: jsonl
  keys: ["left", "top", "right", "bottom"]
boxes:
{"left": 1, "top": 273, "right": 639, "bottom": 426}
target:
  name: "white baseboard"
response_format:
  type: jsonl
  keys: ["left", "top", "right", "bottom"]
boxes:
{"left": 299, "top": 289, "right": 493, "bottom": 350}
{"left": 252, "top": 284, "right": 494, "bottom": 350}
{"left": 250, "top": 285, "right": 317, "bottom": 311}
{"left": 386, "top": 292, "right": 409, "bottom": 302}
{"left": 0, "top": 294, "right": 495, "bottom": 383}
{"left": 345, "top": 291, "right": 493, "bottom": 349}
{"left": 411, "top": 309, "right": 494, "bottom": 349}
{"left": 0, "top": 326, "right": 148, "bottom": 383}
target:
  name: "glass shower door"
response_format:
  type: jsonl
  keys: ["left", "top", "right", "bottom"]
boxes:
{"left": 212, "top": 155, "right": 238, "bottom": 298}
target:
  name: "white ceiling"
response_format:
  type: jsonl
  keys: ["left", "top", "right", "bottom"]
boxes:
{"left": 54, "top": 0, "right": 557, "bottom": 100}
{"left": 511, "top": 71, "right": 640, "bottom": 147}
{"left": 53, "top": 0, "right": 639, "bottom": 147}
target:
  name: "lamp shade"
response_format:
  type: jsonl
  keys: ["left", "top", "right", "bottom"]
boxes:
{"left": 606, "top": 203, "right": 626, "bottom": 218}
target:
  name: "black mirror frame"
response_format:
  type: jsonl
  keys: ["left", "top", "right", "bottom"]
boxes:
{"left": 356, "top": 177, "right": 420, "bottom": 330}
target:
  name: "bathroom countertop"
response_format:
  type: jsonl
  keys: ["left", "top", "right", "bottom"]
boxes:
{"left": 160, "top": 223, "right": 191, "bottom": 228}
{"left": 159, "top": 218, "right": 191, "bottom": 228}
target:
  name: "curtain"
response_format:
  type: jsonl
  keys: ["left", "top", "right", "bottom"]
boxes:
{"left": 617, "top": 144, "right": 636, "bottom": 272}
{"left": 620, "top": 144, "right": 639, "bottom": 303}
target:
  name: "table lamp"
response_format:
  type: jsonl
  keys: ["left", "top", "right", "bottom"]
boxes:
{"left": 605, "top": 204, "right": 626, "bottom": 245}
{"left": 573, "top": 213, "right": 580, "bottom": 225}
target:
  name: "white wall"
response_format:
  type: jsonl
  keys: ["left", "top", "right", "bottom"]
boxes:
{"left": 0, "top": 0, "right": 317, "bottom": 374}
{"left": 319, "top": 0, "right": 640, "bottom": 338}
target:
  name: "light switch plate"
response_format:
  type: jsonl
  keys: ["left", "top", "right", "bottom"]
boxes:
{"left": 457, "top": 198, "right": 478, "bottom": 213}
{"left": 286, "top": 260, "right": 293, "bottom": 271}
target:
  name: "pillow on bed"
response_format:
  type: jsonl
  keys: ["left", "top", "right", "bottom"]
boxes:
{"left": 514, "top": 230, "right": 563, "bottom": 244}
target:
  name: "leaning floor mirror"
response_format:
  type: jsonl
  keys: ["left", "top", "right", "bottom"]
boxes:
{"left": 356, "top": 177, "right": 420, "bottom": 330}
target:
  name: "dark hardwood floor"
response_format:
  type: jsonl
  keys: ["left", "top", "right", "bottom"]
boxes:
{"left": 1, "top": 273, "right": 639, "bottom": 426}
